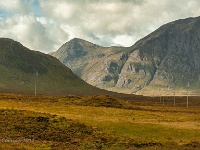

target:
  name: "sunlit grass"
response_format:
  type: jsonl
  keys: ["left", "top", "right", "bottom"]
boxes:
{"left": 0, "top": 94, "right": 199, "bottom": 149}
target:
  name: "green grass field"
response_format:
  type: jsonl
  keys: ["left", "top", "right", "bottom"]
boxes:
{"left": 0, "top": 93, "right": 199, "bottom": 149}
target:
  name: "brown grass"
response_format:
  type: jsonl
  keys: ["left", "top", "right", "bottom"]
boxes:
{"left": 0, "top": 93, "right": 200, "bottom": 149}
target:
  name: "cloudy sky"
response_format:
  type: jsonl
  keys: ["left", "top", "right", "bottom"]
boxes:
{"left": 0, "top": 0, "right": 200, "bottom": 53}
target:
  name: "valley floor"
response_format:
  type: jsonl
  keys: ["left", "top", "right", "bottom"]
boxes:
{"left": 0, "top": 93, "right": 199, "bottom": 149}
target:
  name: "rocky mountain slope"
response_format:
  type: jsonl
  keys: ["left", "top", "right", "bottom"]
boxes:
{"left": 50, "top": 17, "right": 200, "bottom": 95}
{"left": 127, "top": 16, "right": 200, "bottom": 95}
{"left": 49, "top": 38, "right": 132, "bottom": 89}
{"left": 0, "top": 38, "right": 119, "bottom": 96}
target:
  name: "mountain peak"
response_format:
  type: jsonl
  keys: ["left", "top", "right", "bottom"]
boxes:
{"left": 69, "top": 37, "right": 85, "bottom": 42}
{"left": 0, "top": 38, "right": 22, "bottom": 47}
{"left": 67, "top": 38, "right": 99, "bottom": 47}
{"left": 50, "top": 38, "right": 101, "bottom": 62}
{"left": 0, "top": 37, "right": 15, "bottom": 41}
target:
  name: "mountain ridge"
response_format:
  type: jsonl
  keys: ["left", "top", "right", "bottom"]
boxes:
{"left": 50, "top": 16, "right": 200, "bottom": 95}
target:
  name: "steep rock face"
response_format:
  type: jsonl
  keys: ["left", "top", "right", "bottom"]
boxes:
{"left": 116, "top": 49, "right": 157, "bottom": 92}
{"left": 50, "top": 17, "right": 200, "bottom": 94}
{"left": 129, "top": 17, "right": 200, "bottom": 94}
{"left": 82, "top": 52, "right": 130, "bottom": 87}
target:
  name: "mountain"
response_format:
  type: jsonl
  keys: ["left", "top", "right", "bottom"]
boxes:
{"left": 0, "top": 38, "right": 119, "bottom": 96}
{"left": 49, "top": 38, "right": 132, "bottom": 89}
{"left": 126, "top": 16, "right": 200, "bottom": 95}
{"left": 50, "top": 17, "right": 200, "bottom": 95}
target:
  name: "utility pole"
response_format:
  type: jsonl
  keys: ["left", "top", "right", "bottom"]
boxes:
{"left": 173, "top": 91, "right": 176, "bottom": 106}
{"left": 35, "top": 82, "right": 37, "bottom": 95}
{"left": 172, "top": 83, "right": 176, "bottom": 107}
{"left": 34, "top": 71, "right": 38, "bottom": 95}
{"left": 159, "top": 89, "right": 162, "bottom": 103}
{"left": 187, "top": 89, "right": 189, "bottom": 108}
{"left": 186, "top": 82, "right": 190, "bottom": 108}
{"left": 163, "top": 97, "right": 164, "bottom": 106}
{"left": 160, "top": 95, "right": 162, "bottom": 103}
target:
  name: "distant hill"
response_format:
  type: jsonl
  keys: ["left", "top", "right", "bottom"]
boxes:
{"left": 50, "top": 17, "right": 200, "bottom": 95}
{"left": 0, "top": 38, "right": 118, "bottom": 96}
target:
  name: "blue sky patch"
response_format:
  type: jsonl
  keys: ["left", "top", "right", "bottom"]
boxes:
{"left": 30, "top": 0, "right": 44, "bottom": 17}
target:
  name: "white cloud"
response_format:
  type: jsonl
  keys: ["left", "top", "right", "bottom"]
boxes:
{"left": 1, "top": 0, "right": 200, "bottom": 52}
{"left": 0, "top": 0, "right": 21, "bottom": 10}
{"left": 113, "top": 35, "right": 135, "bottom": 47}
{"left": 0, "top": 0, "right": 29, "bottom": 14}
{"left": 38, "top": 0, "right": 200, "bottom": 47}
{"left": 0, "top": 15, "right": 68, "bottom": 53}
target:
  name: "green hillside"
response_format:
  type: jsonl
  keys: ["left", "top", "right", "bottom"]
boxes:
{"left": 0, "top": 38, "right": 113, "bottom": 95}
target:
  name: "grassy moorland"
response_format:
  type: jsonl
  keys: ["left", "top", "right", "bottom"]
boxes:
{"left": 0, "top": 93, "right": 199, "bottom": 149}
